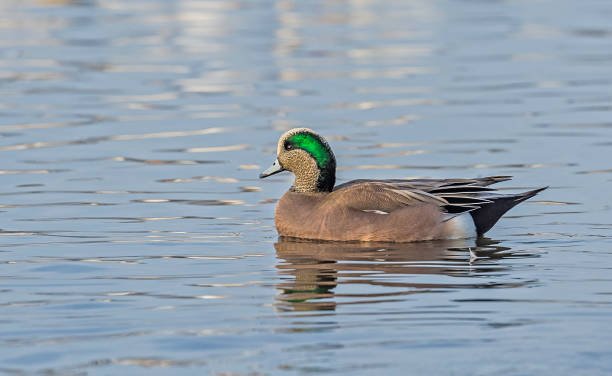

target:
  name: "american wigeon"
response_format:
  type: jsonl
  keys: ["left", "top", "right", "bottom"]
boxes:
{"left": 260, "top": 128, "right": 546, "bottom": 242}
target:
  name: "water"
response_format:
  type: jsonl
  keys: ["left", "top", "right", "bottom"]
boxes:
{"left": 1, "top": 0, "right": 612, "bottom": 374}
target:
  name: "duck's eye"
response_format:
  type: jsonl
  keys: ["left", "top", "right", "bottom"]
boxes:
{"left": 285, "top": 142, "right": 294, "bottom": 150}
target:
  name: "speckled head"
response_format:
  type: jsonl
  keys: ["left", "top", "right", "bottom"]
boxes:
{"left": 260, "top": 128, "right": 336, "bottom": 193}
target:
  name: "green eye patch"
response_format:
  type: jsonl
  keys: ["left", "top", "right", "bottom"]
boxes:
{"left": 287, "top": 133, "right": 332, "bottom": 168}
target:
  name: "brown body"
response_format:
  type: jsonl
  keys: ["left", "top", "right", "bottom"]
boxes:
{"left": 275, "top": 190, "right": 453, "bottom": 242}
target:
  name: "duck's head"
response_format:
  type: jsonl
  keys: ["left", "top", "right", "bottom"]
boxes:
{"left": 259, "top": 128, "right": 336, "bottom": 193}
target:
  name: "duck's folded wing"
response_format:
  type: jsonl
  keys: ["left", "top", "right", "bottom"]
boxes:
{"left": 326, "top": 182, "right": 447, "bottom": 213}
{"left": 329, "top": 177, "right": 546, "bottom": 235}
{"left": 330, "top": 181, "right": 496, "bottom": 215}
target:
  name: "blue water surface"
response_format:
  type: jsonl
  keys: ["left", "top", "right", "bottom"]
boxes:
{"left": 1, "top": 0, "right": 612, "bottom": 375}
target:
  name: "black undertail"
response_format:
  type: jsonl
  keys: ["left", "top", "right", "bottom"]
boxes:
{"left": 468, "top": 187, "right": 547, "bottom": 236}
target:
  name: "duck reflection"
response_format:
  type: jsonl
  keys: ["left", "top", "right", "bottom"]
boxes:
{"left": 275, "top": 237, "right": 532, "bottom": 312}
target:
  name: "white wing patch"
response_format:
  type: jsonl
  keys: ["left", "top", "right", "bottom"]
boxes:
{"left": 362, "top": 209, "right": 389, "bottom": 215}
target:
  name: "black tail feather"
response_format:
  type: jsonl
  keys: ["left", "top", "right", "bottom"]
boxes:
{"left": 470, "top": 186, "right": 548, "bottom": 236}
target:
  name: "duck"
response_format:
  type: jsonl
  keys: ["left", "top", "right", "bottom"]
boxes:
{"left": 260, "top": 128, "right": 547, "bottom": 242}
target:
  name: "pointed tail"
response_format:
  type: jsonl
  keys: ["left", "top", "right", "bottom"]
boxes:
{"left": 470, "top": 186, "right": 548, "bottom": 236}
